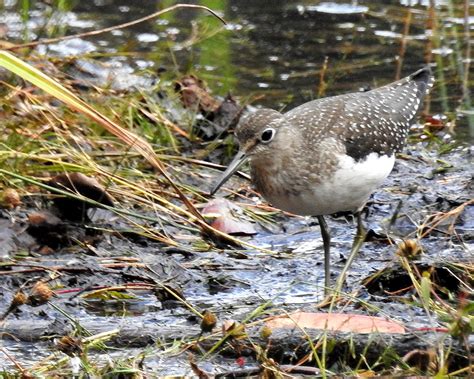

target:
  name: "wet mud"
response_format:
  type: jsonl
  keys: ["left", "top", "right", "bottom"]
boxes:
{"left": 0, "top": 141, "right": 472, "bottom": 374}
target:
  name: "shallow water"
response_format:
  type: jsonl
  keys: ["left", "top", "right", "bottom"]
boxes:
{"left": 1, "top": 0, "right": 472, "bottom": 139}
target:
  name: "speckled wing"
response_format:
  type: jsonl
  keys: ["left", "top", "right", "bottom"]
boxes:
{"left": 285, "top": 67, "right": 434, "bottom": 161}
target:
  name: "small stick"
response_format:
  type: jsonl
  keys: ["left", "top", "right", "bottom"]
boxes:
{"left": 0, "top": 346, "right": 31, "bottom": 376}
{"left": 317, "top": 56, "right": 329, "bottom": 98}
{"left": 6, "top": 4, "right": 226, "bottom": 51}
{"left": 395, "top": 9, "right": 412, "bottom": 80}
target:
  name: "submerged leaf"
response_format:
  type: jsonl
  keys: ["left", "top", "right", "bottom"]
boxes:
{"left": 83, "top": 290, "right": 136, "bottom": 300}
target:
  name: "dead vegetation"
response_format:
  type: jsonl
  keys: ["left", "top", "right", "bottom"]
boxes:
{"left": 0, "top": 1, "right": 472, "bottom": 377}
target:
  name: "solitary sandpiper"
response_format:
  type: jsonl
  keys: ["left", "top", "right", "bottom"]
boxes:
{"left": 210, "top": 67, "right": 434, "bottom": 294}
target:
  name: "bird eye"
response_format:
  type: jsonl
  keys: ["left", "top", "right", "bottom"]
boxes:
{"left": 260, "top": 128, "right": 276, "bottom": 143}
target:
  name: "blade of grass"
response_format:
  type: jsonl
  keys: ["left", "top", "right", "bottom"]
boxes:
{"left": 0, "top": 50, "right": 203, "bottom": 215}
{"left": 0, "top": 167, "right": 275, "bottom": 254}
{"left": 0, "top": 50, "right": 249, "bottom": 245}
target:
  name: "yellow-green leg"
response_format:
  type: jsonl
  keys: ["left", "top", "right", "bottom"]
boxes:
{"left": 332, "top": 211, "right": 367, "bottom": 298}
{"left": 317, "top": 215, "right": 331, "bottom": 295}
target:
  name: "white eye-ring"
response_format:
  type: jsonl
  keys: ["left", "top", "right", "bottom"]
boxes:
{"left": 260, "top": 128, "right": 276, "bottom": 143}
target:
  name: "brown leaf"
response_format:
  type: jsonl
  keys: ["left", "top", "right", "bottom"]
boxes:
{"left": 48, "top": 172, "right": 114, "bottom": 220}
{"left": 49, "top": 172, "right": 114, "bottom": 205}
{"left": 266, "top": 312, "right": 405, "bottom": 334}
{"left": 28, "top": 211, "right": 61, "bottom": 227}
{"left": 175, "top": 75, "right": 220, "bottom": 113}
{"left": 201, "top": 198, "right": 235, "bottom": 217}
{"left": 423, "top": 114, "right": 446, "bottom": 131}
{"left": 222, "top": 320, "right": 246, "bottom": 338}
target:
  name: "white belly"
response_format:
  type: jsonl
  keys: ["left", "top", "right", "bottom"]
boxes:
{"left": 268, "top": 153, "right": 395, "bottom": 216}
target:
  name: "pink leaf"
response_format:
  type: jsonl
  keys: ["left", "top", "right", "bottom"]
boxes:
{"left": 266, "top": 312, "right": 405, "bottom": 334}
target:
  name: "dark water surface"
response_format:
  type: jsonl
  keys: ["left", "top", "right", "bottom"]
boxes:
{"left": 1, "top": 0, "right": 473, "bottom": 139}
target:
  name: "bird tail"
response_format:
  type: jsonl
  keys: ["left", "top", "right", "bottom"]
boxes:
{"left": 409, "top": 66, "right": 435, "bottom": 97}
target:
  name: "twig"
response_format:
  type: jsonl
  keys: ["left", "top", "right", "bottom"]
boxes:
{"left": 0, "top": 346, "right": 30, "bottom": 376}
{"left": 6, "top": 4, "right": 226, "bottom": 51}
{"left": 462, "top": 0, "right": 471, "bottom": 107}
{"left": 395, "top": 9, "right": 412, "bottom": 80}
{"left": 317, "top": 56, "right": 329, "bottom": 98}
{"left": 0, "top": 262, "right": 146, "bottom": 276}
{"left": 420, "top": 199, "right": 473, "bottom": 238}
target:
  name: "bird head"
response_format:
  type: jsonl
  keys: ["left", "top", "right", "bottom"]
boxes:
{"left": 210, "top": 108, "right": 285, "bottom": 195}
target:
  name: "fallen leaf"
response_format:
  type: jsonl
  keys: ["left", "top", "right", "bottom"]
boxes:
{"left": 423, "top": 114, "right": 446, "bottom": 131}
{"left": 211, "top": 216, "right": 256, "bottom": 235}
{"left": 222, "top": 320, "right": 246, "bottom": 338}
{"left": 48, "top": 172, "right": 114, "bottom": 220}
{"left": 266, "top": 312, "right": 405, "bottom": 334}
{"left": 175, "top": 75, "right": 219, "bottom": 113}
{"left": 202, "top": 199, "right": 256, "bottom": 235}
{"left": 201, "top": 198, "right": 236, "bottom": 216}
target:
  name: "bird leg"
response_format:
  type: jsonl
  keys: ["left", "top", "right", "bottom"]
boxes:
{"left": 332, "top": 211, "right": 367, "bottom": 298}
{"left": 317, "top": 215, "right": 331, "bottom": 295}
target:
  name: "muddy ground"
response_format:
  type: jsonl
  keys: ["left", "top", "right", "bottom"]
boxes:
{"left": 0, "top": 136, "right": 472, "bottom": 375}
